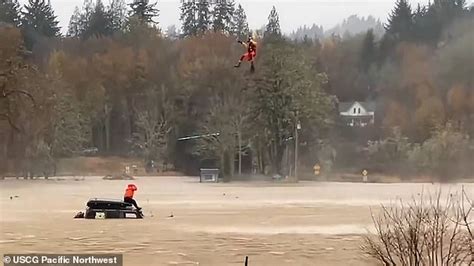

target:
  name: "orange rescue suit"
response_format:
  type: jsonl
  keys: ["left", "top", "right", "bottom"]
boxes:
{"left": 124, "top": 184, "right": 137, "bottom": 198}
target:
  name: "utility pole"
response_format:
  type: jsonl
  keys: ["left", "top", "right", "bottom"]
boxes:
{"left": 238, "top": 129, "right": 242, "bottom": 176}
{"left": 295, "top": 120, "right": 301, "bottom": 182}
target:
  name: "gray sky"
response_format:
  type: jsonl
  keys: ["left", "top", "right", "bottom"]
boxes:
{"left": 18, "top": 0, "right": 473, "bottom": 34}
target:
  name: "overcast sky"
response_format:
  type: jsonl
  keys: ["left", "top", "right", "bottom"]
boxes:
{"left": 18, "top": 0, "right": 474, "bottom": 34}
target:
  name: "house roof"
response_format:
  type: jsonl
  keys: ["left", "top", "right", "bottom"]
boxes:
{"left": 338, "top": 101, "right": 376, "bottom": 112}
{"left": 338, "top": 102, "right": 353, "bottom": 112}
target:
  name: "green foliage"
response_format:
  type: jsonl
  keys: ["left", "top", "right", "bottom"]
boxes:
{"left": 385, "top": 0, "right": 413, "bottom": 41}
{"left": 50, "top": 91, "right": 90, "bottom": 157}
{"left": 408, "top": 125, "right": 470, "bottom": 174}
{"left": 320, "top": 33, "right": 373, "bottom": 101}
{"left": 365, "top": 125, "right": 472, "bottom": 177}
{"left": 196, "top": 0, "right": 211, "bottom": 34}
{"left": 68, "top": 0, "right": 127, "bottom": 38}
{"left": 47, "top": 52, "right": 91, "bottom": 157}
{"left": 181, "top": 1, "right": 248, "bottom": 38}
{"left": 252, "top": 40, "right": 333, "bottom": 174}
{"left": 360, "top": 29, "right": 376, "bottom": 72}
{"left": 325, "top": 15, "right": 385, "bottom": 39}
{"left": 436, "top": 17, "right": 474, "bottom": 87}
{"left": 179, "top": 1, "right": 197, "bottom": 37}
{"left": 66, "top": 7, "right": 82, "bottom": 37}
{"left": 0, "top": 26, "right": 37, "bottom": 132}
{"left": 128, "top": 0, "right": 159, "bottom": 25}
{"left": 232, "top": 4, "right": 249, "bottom": 39}
{"left": 83, "top": 0, "right": 110, "bottom": 38}
{"left": 175, "top": 34, "right": 248, "bottom": 178}
{"left": 411, "top": 0, "right": 469, "bottom": 44}
{"left": 367, "top": 127, "right": 411, "bottom": 163}
{"left": 412, "top": 3, "right": 435, "bottom": 43}
{"left": 21, "top": 0, "right": 60, "bottom": 48}
{"left": 108, "top": 0, "right": 127, "bottom": 32}
{"left": 290, "top": 24, "right": 324, "bottom": 42}
{"left": 212, "top": 0, "right": 234, "bottom": 34}
{"left": 264, "top": 6, "right": 281, "bottom": 39}
{"left": 0, "top": 0, "right": 21, "bottom": 26}
{"left": 383, "top": 0, "right": 471, "bottom": 49}
{"left": 67, "top": 0, "right": 92, "bottom": 37}
{"left": 165, "top": 24, "right": 179, "bottom": 39}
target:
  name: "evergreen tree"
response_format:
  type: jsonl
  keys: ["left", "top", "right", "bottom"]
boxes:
{"left": 68, "top": 0, "right": 125, "bottom": 39}
{"left": 439, "top": 0, "right": 467, "bottom": 17}
{"left": 196, "top": 0, "right": 211, "bottom": 34}
{"left": 212, "top": 0, "right": 234, "bottom": 34}
{"left": 129, "top": 0, "right": 159, "bottom": 25}
{"left": 411, "top": 3, "right": 434, "bottom": 43}
{"left": 409, "top": 0, "right": 469, "bottom": 44}
{"left": 290, "top": 24, "right": 324, "bottom": 41}
{"left": 21, "top": 0, "right": 60, "bottom": 48}
{"left": 108, "top": 0, "right": 127, "bottom": 33}
{"left": 67, "top": 7, "right": 82, "bottom": 37}
{"left": 385, "top": 0, "right": 414, "bottom": 41}
{"left": 83, "top": 0, "right": 110, "bottom": 38}
{"left": 377, "top": 33, "right": 396, "bottom": 64}
{"left": 413, "top": 4, "right": 427, "bottom": 28}
{"left": 360, "top": 29, "right": 376, "bottom": 71}
{"left": 166, "top": 24, "right": 179, "bottom": 39}
{"left": 78, "top": 0, "right": 94, "bottom": 33}
{"left": 179, "top": 1, "right": 196, "bottom": 37}
{"left": 426, "top": 0, "right": 468, "bottom": 41}
{"left": 67, "top": 0, "right": 93, "bottom": 38}
{"left": 253, "top": 40, "right": 332, "bottom": 174}
{"left": 264, "top": 6, "right": 281, "bottom": 39}
{"left": 232, "top": 4, "right": 249, "bottom": 39}
{"left": 0, "top": 0, "right": 21, "bottom": 26}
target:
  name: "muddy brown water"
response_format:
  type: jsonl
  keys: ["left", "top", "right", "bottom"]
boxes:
{"left": 1, "top": 176, "right": 472, "bottom": 265}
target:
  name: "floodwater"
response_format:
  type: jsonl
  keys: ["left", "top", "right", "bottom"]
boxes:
{"left": 0, "top": 176, "right": 472, "bottom": 265}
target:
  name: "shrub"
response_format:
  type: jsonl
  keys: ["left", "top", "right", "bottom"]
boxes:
{"left": 408, "top": 125, "right": 470, "bottom": 178}
{"left": 368, "top": 127, "right": 411, "bottom": 163}
{"left": 362, "top": 189, "right": 473, "bottom": 265}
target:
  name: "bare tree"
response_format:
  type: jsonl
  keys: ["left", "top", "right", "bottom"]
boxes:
{"left": 0, "top": 29, "right": 36, "bottom": 131}
{"left": 362, "top": 189, "right": 473, "bottom": 265}
{"left": 194, "top": 93, "right": 249, "bottom": 180}
{"left": 131, "top": 86, "right": 172, "bottom": 165}
{"left": 458, "top": 187, "right": 473, "bottom": 263}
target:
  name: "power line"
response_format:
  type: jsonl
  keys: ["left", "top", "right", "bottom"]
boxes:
{"left": 177, "top": 132, "right": 220, "bottom": 141}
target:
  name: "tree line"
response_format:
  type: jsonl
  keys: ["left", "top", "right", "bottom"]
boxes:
{"left": 0, "top": 0, "right": 473, "bottom": 180}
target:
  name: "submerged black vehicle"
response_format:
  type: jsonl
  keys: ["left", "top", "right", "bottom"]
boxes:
{"left": 75, "top": 198, "right": 143, "bottom": 219}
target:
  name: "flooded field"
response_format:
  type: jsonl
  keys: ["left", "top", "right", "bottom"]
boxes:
{"left": 1, "top": 176, "right": 472, "bottom": 265}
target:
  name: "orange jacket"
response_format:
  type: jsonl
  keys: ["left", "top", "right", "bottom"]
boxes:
{"left": 124, "top": 184, "right": 137, "bottom": 198}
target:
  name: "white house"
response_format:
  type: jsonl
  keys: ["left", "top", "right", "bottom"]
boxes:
{"left": 338, "top": 101, "right": 375, "bottom": 127}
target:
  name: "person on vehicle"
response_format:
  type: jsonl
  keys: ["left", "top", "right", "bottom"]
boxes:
{"left": 124, "top": 183, "right": 141, "bottom": 210}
